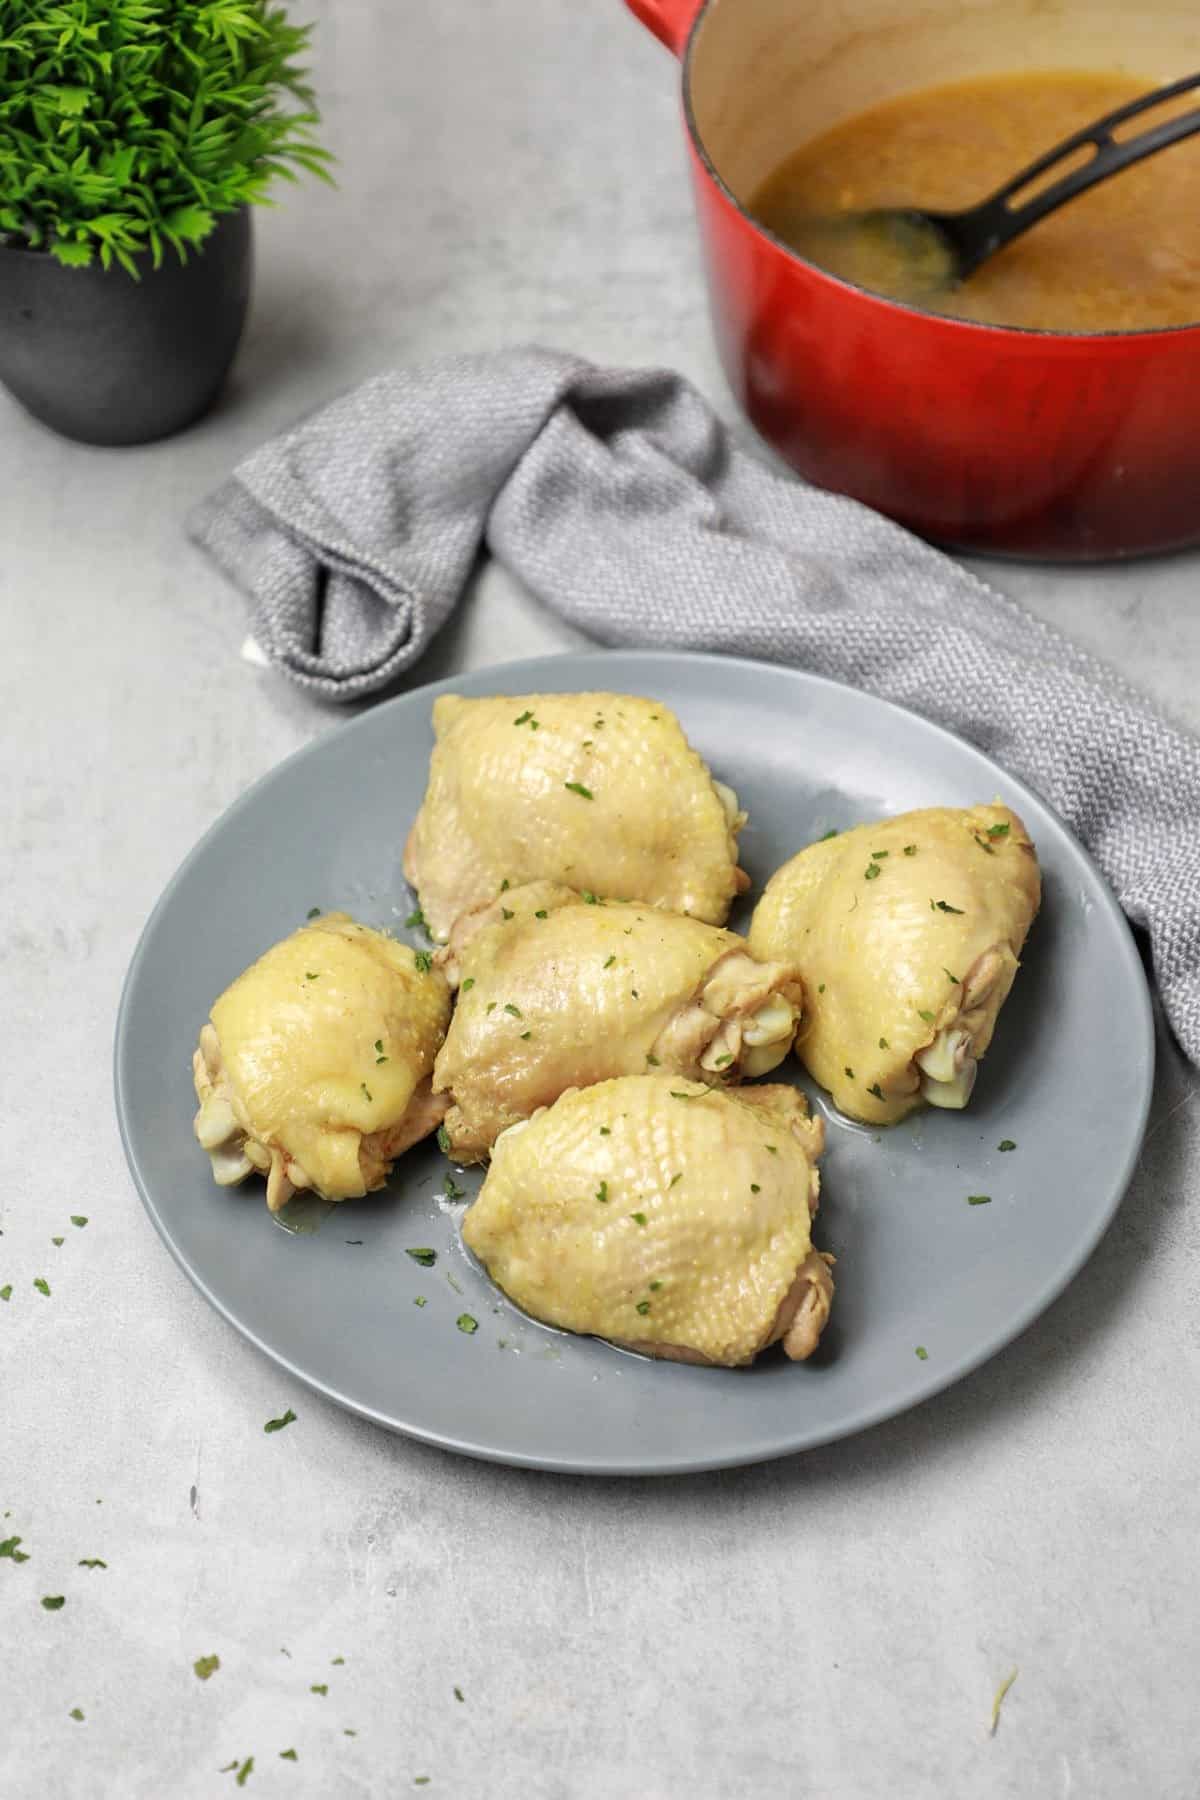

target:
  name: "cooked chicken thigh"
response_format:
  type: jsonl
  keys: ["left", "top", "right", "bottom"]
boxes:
{"left": 749, "top": 804, "right": 1040, "bottom": 1125}
{"left": 462, "top": 1075, "right": 833, "bottom": 1367}
{"left": 192, "top": 913, "right": 451, "bottom": 1210}
{"left": 404, "top": 692, "right": 748, "bottom": 939}
{"left": 433, "top": 882, "right": 804, "bottom": 1159}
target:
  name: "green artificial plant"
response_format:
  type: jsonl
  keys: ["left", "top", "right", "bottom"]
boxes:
{"left": 0, "top": 0, "right": 332, "bottom": 274}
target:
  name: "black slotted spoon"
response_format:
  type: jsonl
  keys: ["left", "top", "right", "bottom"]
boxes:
{"left": 820, "top": 70, "right": 1200, "bottom": 297}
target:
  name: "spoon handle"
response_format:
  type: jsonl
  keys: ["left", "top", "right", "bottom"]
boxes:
{"left": 948, "top": 71, "right": 1200, "bottom": 278}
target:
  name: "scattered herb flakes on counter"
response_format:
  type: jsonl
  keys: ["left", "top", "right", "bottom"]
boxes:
{"left": 263, "top": 1409, "right": 296, "bottom": 1434}
{"left": 967, "top": 1195, "right": 992, "bottom": 1206}
{"left": 1, "top": 1536, "right": 29, "bottom": 1561}
{"left": 456, "top": 1313, "right": 479, "bottom": 1335}
{"left": 70, "top": 1216, "right": 87, "bottom": 1228}
{"left": 77, "top": 1559, "right": 107, "bottom": 1569}
{"left": 915, "top": 1346, "right": 929, "bottom": 1361}
{"left": 33, "top": 1278, "right": 50, "bottom": 1297}
{"left": 311, "top": 1683, "right": 328, "bottom": 1696}
{"left": 41, "top": 1595, "right": 65, "bottom": 1610}
{"left": 998, "top": 1139, "right": 1017, "bottom": 1152}
{"left": 194, "top": 1655, "right": 220, "bottom": 1680}
{"left": 989, "top": 1667, "right": 1018, "bottom": 1735}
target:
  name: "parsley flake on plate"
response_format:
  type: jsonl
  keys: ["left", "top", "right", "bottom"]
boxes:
{"left": 41, "top": 1595, "right": 65, "bottom": 1611}
{"left": 263, "top": 1409, "right": 296, "bottom": 1434}
{"left": 194, "top": 1654, "right": 220, "bottom": 1680}
{"left": 564, "top": 781, "right": 594, "bottom": 799}
{"left": 406, "top": 1248, "right": 437, "bottom": 1267}
{"left": 456, "top": 1313, "right": 479, "bottom": 1335}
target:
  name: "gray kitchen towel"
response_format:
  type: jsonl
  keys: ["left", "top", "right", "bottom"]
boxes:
{"left": 190, "top": 345, "right": 1200, "bottom": 1064}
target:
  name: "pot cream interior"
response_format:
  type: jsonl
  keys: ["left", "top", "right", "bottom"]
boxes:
{"left": 687, "top": 0, "right": 1200, "bottom": 207}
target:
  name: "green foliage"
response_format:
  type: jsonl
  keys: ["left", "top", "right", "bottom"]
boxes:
{"left": 0, "top": 1, "right": 333, "bottom": 274}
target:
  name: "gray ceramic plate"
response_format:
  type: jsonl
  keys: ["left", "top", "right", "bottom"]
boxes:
{"left": 115, "top": 651, "right": 1154, "bottom": 1475}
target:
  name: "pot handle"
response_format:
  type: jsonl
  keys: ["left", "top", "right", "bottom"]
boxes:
{"left": 623, "top": 0, "right": 704, "bottom": 57}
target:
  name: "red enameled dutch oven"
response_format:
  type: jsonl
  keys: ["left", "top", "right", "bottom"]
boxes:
{"left": 624, "top": 0, "right": 1200, "bottom": 559}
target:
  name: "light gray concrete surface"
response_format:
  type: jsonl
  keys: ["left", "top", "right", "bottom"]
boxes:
{"left": 2, "top": 3, "right": 1198, "bottom": 1796}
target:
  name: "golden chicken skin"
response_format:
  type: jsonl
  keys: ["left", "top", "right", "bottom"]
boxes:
{"left": 462, "top": 1075, "right": 833, "bottom": 1367}
{"left": 192, "top": 913, "right": 452, "bottom": 1211}
{"left": 432, "top": 882, "right": 804, "bottom": 1160}
{"left": 749, "top": 804, "right": 1040, "bottom": 1125}
{"left": 403, "top": 692, "right": 748, "bottom": 940}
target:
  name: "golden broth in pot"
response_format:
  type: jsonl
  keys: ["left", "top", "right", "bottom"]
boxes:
{"left": 748, "top": 70, "right": 1200, "bottom": 332}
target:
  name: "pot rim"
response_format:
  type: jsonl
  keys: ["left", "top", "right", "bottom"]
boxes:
{"left": 678, "top": 1, "right": 1200, "bottom": 345}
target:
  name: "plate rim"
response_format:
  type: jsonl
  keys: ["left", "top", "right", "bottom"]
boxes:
{"left": 114, "top": 648, "right": 1156, "bottom": 1475}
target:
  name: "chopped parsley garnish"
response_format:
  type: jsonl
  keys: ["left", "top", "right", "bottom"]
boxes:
{"left": 500, "top": 878, "right": 510, "bottom": 892}
{"left": 603, "top": 954, "right": 616, "bottom": 969}
{"left": 646, "top": 1053, "right": 660, "bottom": 1067}
{"left": 998, "top": 1139, "right": 1017, "bottom": 1152}
{"left": 69, "top": 1708, "right": 84, "bottom": 1721}
{"left": 0, "top": 1536, "right": 29, "bottom": 1561}
{"left": 870, "top": 849, "right": 888, "bottom": 860}
{"left": 915, "top": 1346, "right": 929, "bottom": 1361}
{"left": 649, "top": 1281, "right": 662, "bottom": 1291}
{"left": 456, "top": 1313, "right": 479, "bottom": 1334}
{"left": 564, "top": 781, "right": 594, "bottom": 799}
{"left": 765, "top": 1144, "right": 778, "bottom": 1154}
{"left": 669, "top": 1173, "right": 682, "bottom": 1187}
{"left": 236, "top": 1759, "right": 254, "bottom": 1788}
{"left": 413, "top": 950, "right": 433, "bottom": 973}
{"left": 304, "top": 971, "right": 319, "bottom": 981}
{"left": 33, "top": 1278, "right": 49, "bottom": 1297}
{"left": 844, "top": 1066, "right": 855, "bottom": 1080}
{"left": 263, "top": 1409, "right": 296, "bottom": 1434}
{"left": 501, "top": 907, "right": 514, "bottom": 920}
{"left": 454, "top": 1686, "right": 465, "bottom": 1703}
{"left": 599, "top": 1126, "right": 611, "bottom": 1135}
{"left": 967, "top": 1194, "right": 992, "bottom": 1206}
{"left": 864, "top": 863, "right": 881, "bottom": 881}
{"left": 306, "top": 906, "right": 321, "bottom": 918}
{"left": 361, "top": 1083, "right": 373, "bottom": 1103}
{"left": 77, "top": 1558, "right": 107, "bottom": 1569}
{"left": 918, "top": 1009, "right": 935, "bottom": 1023}
{"left": 669, "top": 1090, "right": 695, "bottom": 1100}
{"left": 486, "top": 1001, "right": 497, "bottom": 1013}
{"left": 503, "top": 1002, "right": 522, "bottom": 1017}
{"left": 436, "top": 1125, "right": 451, "bottom": 1154}
{"left": 581, "top": 890, "right": 600, "bottom": 905}
{"left": 817, "top": 983, "right": 825, "bottom": 994}
{"left": 902, "top": 843, "right": 917, "bottom": 856}
{"left": 41, "top": 1595, "right": 65, "bottom": 1610}
{"left": 595, "top": 1182, "right": 609, "bottom": 1204}
{"left": 820, "top": 828, "right": 838, "bottom": 840}
{"left": 280, "top": 1749, "right": 298, "bottom": 1761}
{"left": 750, "top": 1184, "right": 761, "bottom": 1194}
{"left": 413, "top": 1296, "right": 427, "bottom": 1307}
{"left": 311, "top": 1683, "right": 328, "bottom": 1695}
{"left": 635, "top": 1300, "right": 651, "bottom": 1315}
{"left": 513, "top": 710, "right": 534, "bottom": 725}
{"left": 0, "top": 1287, "right": 10, "bottom": 1303}
{"left": 534, "top": 909, "right": 548, "bottom": 919}
{"left": 52, "top": 1236, "right": 64, "bottom": 1246}
{"left": 375, "top": 1039, "right": 384, "bottom": 1053}
{"left": 714, "top": 1053, "right": 733, "bottom": 1068}
{"left": 406, "top": 1248, "right": 437, "bottom": 1266}
{"left": 631, "top": 989, "right": 639, "bottom": 999}
{"left": 933, "top": 899, "right": 965, "bottom": 914}
{"left": 867, "top": 1084, "right": 886, "bottom": 1100}
{"left": 630, "top": 1212, "right": 647, "bottom": 1227}
{"left": 974, "top": 834, "right": 995, "bottom": 855}
{"left": 878, "top": 1037, "right": 888, "bottom": 1049}
{"left": 443, "top": 1173, "right": 465, "bottom": 1201}
{"left": 987, "top": 821, "right": 1011, "bottom": 839}
{"left": 405, "top": 905, "right": 433, "bottom": 939}
{"left": 460, "top": 977, "right": 475, "bottom": 992}
{"left": 194, "top": 1654, "right": 220, "bottom": 1679}
{"left": 943, "top": 968, "right": 960, "bottom": 984}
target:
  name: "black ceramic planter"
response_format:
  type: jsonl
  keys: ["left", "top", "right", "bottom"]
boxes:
{"left": 0, "top": 207, "right": 252, "bottom": 446}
